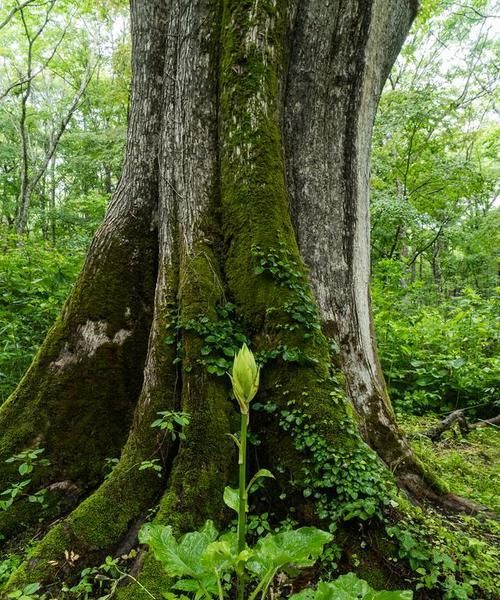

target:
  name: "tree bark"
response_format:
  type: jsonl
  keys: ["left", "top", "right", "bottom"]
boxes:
{"left": 283, "top": 0, "right": 432, "bottom": 492}
{"left": 1, "top": 1, "right": 481, "bottom": 598}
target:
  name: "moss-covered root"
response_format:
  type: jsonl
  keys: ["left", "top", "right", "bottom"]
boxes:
{"left": 115, "top": 246, "right": 237, "bottom": 599}
{"left": 2, "top": 451, "right": 163, "bottom": 597}
{"left": 0, "top": 211, "right": 158, "bottom": 543}
{"left": 1, "top": 267, "right": 179, "bottom": 595}
{"left": 115, "top": 374, "right": 235, "bottom": 600}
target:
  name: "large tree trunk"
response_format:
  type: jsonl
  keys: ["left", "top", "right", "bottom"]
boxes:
{"left": 0, "top": 1, "right": 476, "bottom": 597}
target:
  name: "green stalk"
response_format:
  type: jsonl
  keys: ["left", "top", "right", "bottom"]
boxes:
{"left": 237, "top": 411, "right": 249, "bottom": 600}
{"left": 215, "top": 570, "right": 225, "bottom": 600}
{"left": 247, "top": 568, "right": 276, "bottom": 600}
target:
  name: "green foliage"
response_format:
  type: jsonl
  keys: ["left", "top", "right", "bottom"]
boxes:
{"left": 290, "top": 574, "right": 412, "bottom": 600}
{"left": 138, "top": 459, "right": 162, "bottom": 478}
{"left": 0, "top": 0, "right": 128, "bottom": 233}
{"left": 246, "top": 526, "right": 333, "bottom": 579}
{"left": 1, "top": 447, "right": 50, "bottom": 511}
{"left": 151, "top": 411, "right": 191, "bottom": 442}
{"left": 59, "top": 552, "right": 140, "bottom": 599}
{"left": 167, "top": 303, "right": 249, "bottom": 377}
{"left": 0, "top": 554, "right": 21, "bottom": 587}
{"left": 252, "top": 243, "right": 321, "bottom": 337}
{"left": 370, "top": 0, "right": 499, "bottom": 418}
{"left": 0, "top": 228, "right": 83, "bottom": 404}
{"left": 386, "top": 505, "right": 499, "bottom": 599}
{"left": 277, "top": 393, "right": 392, "bottom": 526}
{"left": 399, "top": 415, "right": 500, "bottom": 512}
{"left": 373, "top": 271, "right": 499, "bottom": 414}
{"left": 371, "top": 2, "right": 499, "bottom": 295}
{"left": 7, "top": 583, "right": 42, "bottom": 600}
{"left": 139, "top": 521, "right": 333, "bottom": 600}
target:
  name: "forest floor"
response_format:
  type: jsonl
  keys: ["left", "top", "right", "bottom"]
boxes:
{"left": 1, "top": 414, "right": 498, "bottom": 598}
{"left": 398, "top": 415, "right": 499, "bottom": 514}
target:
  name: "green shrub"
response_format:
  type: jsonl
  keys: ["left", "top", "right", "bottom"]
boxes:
{"left": 372, "top": 261, "right": 499, "bottom": 415}
{"left": 0, "top": 227, "right": 83, "bottom": 404}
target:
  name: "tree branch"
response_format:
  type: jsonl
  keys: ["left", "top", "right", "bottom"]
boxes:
{"left": 29, "top": 60, "right": 96, "bottom": 195}
{"left": 0, "top": 0, "right": 39, "bottom": 31}
{"left": 406, "top": 217, "right": 449, "bottom": 268}
{"left": 0, "top": 19, "right": 69, "bottom": 102}
{"left": 425, "top": 411, "right": 500, "bottom": 441}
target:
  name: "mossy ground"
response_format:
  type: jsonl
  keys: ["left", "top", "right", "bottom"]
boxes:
{"left": 398, "top": 414, "right": 500, "bottom": 513}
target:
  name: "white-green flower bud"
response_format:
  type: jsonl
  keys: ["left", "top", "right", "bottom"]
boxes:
{"left": 229, "top": 343, "right": 260, "bottom": 414}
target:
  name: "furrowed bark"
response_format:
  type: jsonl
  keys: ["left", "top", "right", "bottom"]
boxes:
{"left": 283, "top": 0, "right": 447, "bottom": 498}
{"left": 116, "top": 2, "right": 237, "bottom": 597}
{"left": 218, "top": 0, "right": 394, "bottom": 529}
{"left": 0, "top": 0, "right": 165, "bottom": 545}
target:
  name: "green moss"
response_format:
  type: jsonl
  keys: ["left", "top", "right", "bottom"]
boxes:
{"left": 399, "top": 414, "right": 499, "bottom": 510}
{"left": 1, "top": 259, "right": 179, "bottom": 593}
{"left": 217, "top": 0, "right": 393, "bottom": 532}
{"left": 386, "top": 496, "right": 499, "bottom": 598}
{"left": 161, "top": 242, "right": 236, "bottom": 531}
{"left": 0, "top": 210, "right": 158, "bottom": 532}
{"left": 114, "top": 555, "right": 169, "bottom": 600}
{"left": 115, "top": 239, "right": 237, "bottom": 600}
{"left": 219, "top": 0, "right": 299, "bottom": 327}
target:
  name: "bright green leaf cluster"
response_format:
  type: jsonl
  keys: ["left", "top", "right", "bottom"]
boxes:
{"left": 140, "top": 520, "right": 333, "bottom": 600}
{"left": 290, "top": 573, "right": 412, "bottom": 600}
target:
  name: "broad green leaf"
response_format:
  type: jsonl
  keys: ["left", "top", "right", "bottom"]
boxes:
{"left": 289, "top": 589, "right": 316, "bottom": 600}
{"left": 173, "top": 579, "right": 203, "bottom": 592}
{"left": 139, "top": 520, "right": 218, "bottom": 579}
{"left": 289, "top": 574, "right": 413, "bottom": 600}
{"left": 203, "top": 540, "right": 233, "bottom": 572}
{"left": 247, "top": 527, "right": 333, "bottom": 578}
{"left": 162, "top": 593, "right": 190, "bottom": 600}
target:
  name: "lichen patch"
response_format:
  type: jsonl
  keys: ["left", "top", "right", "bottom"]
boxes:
{"left": 50, "top": 320, "right": 132, "bottom": 370}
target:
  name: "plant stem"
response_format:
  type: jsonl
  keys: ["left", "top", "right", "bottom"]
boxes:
{"left": 237, "top": 411, "right": 249, "bottom": 600}
{"left": 216, "top": 570, "right": 225, "bottom": 600}
{"left": 116, "top": 567, "right": 157, "bottom": 599}
{"left": 248, "top": 568, "right": 276, "bottom": 600}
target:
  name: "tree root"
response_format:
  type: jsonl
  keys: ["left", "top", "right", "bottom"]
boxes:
{"left": 424, "top": 410, "right": 500, "bottom": 442}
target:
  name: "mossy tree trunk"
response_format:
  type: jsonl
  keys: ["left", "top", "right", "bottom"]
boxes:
{"left": 0, "top": 0, "right": 472, "bottom": 597}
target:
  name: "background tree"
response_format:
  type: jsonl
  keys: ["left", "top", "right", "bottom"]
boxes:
{"left": 0, "top": 0, "right": 129, "bottom": 233}
{"left": 371, "top": 0, "right": 499, "bottom": 416}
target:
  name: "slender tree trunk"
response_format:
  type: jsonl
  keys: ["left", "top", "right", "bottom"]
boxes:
{"left": 15, "top": 57, "right": 92, "bottom": 233}
{"left": 50, "top": 152, "right": 56, "bottom": 245}
{"left": 1, "top": 1, "right": 482, "bottom": 597}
